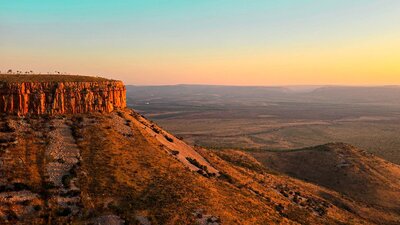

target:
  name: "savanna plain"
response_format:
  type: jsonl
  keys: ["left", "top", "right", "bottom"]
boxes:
{"left": 127, "top": 85, "right": 400, "bottom": 165}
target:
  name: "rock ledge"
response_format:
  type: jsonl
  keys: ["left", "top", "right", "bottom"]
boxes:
{"left": 0, "top": 74, "right": 126, "bottom": 115}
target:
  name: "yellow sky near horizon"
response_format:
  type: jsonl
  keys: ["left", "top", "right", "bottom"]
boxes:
{"left": 2, "top": 35, "right": 398, "bottom": 86}
{"left": 1, "top": 1, "right": 400, "bottom": 86}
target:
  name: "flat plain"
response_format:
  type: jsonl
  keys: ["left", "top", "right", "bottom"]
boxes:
{"left": 126, "top": 85, "right": 400, "bottom": 164}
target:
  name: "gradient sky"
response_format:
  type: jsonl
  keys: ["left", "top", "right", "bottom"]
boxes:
{"left": 1, "top": 0, "right": 400, "bottom": 85}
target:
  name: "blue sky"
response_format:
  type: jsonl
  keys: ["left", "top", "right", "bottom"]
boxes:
{"left": 1, "top": 1, "right": 400, "bottom": 85}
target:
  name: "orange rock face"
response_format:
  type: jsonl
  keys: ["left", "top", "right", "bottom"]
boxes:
{"left": 0, "top": 81, "right": 126, "bottom": 115}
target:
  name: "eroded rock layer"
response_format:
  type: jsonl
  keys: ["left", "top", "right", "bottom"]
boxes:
{"left": 0, "top": 77, "right": 126, "bottom": 115}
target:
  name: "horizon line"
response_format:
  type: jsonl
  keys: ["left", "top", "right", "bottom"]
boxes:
{"left": 126, "top": 83, "right": 400, "bottom": 87}
{"left": 1, "top": 73, "right": 399, "bottom": 87}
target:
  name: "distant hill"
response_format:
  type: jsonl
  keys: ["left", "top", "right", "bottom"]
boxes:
{"left": 308, "top": 86, "right": 400, "bottom": 103}
{"left": 126, "top": 85, "right": 291, "bottom": 104}
{"left": 251, "top": 143, "right": 400, "bottom": 222}
{"left": 127, "top": 84, "right": 400, "bottom": 104}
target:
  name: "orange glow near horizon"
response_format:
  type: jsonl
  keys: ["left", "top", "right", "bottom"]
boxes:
{"left": 1, "top": 1, "right": 400, "bottom": 86}
{"left": 2, "top": 35, "right": 399, "bottom": 86}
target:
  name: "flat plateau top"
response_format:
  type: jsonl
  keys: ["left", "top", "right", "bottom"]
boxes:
{"left": 0, "top": 74, "right": 114, "bottom": 83}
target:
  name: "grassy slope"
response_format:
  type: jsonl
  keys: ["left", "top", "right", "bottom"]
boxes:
{"left": 0, "top": 109, "right": 392, "bottom": 224}
{"left": 250, "top": 143, "right": 400, "bottom": 223}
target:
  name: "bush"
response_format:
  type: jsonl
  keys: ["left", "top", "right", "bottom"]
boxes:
{"left": 21, "top": 200, "right": 30, "bottom": 206}
{"left": 0, "top": 185, "right": 8, "bottom": 192}
{"left": 117, "top": 111, "right": 124, "bottom": 118}
{"left": 62, "top": 174, "right": 73, "bottom": 188}
{"left": 71, "top": 124, "right": 83, "bottom": 139}
{"left": 43, "top": 182, "right": 56, "bottom": 190}
{"left": 124, "top": 133, "right": 133, "bottom": 137}
{"left": 0, "top": 123, "right": 15, "bottom": 133}
{"left": 218, "top": 172, "right": 234, "bottom": 184}
{"left": 164, "top": 135, "right": 173, "bottom": 142}
{"left": 275, "top": 204, "right": 284, "bottom": 213}
{"left": 72, "top": 116, "right": 84, "bottom": 123}
{"left": 171, "top": 150, "right": 179, "bottom": 156}
{"left": 56, "top": 207, "right": 72, "bottom": 217}
{"left": 186, "top": 157, "right": 208, "bottom": 172}
{"left": 60, "top": 190, "right": 80, "bottom": 198}
{"left": 151, "top": 125, "right": 160, "bottom": 134}
{"left": 186, "top": 157, "right": 216, "bottom": 178}
{"left": 13, "top": 182, "right": 31, "bottom": 191}
{"left": 0, "top": 137, "right": 17, "bottom": 144}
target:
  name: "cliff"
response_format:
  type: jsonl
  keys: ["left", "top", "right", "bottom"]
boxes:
{"left": 0, "top": 74, "right": 126, "bottom": 115}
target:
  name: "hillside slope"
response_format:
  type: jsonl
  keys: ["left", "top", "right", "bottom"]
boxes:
{"left": 251, "top": 143, "right": 400, "bottom": 224}
{"left": 0, "top": 109, "right": 395, "bottom": 224}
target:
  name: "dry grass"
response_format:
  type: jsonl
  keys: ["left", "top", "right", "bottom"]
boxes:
{"left": 0, "top": 109, "right": 396, "bottom": 224}
{"left": 250, "top": 143, "right": 400, "bottom": 223}
{"left": 0, "top": 74, "right": 113, "bottom": 83}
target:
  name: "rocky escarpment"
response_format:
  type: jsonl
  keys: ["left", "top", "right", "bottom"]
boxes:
{"left": 0, "top": 75, "right": 126, "bottom": 115}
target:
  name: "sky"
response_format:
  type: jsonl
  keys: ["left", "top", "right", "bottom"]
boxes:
{"left": 1, "top": 0, "right": 400, "bottom": 86}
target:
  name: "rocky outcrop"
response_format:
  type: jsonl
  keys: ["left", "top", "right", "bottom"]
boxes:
{"left": 0, "top": 76, "right": 126, "bottom": 115}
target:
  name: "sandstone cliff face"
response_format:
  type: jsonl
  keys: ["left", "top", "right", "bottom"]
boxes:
{"left": 0, "top": 80, "right": 126, "bottom": 115}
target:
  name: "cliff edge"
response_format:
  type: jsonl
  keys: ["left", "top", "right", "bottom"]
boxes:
{"left": 0, "top": 74, "right": 126, "bottom": 115}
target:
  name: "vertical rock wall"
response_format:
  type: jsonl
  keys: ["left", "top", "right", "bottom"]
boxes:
{"left": 0, "top": 81, "right": 126, "bottom": 115}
